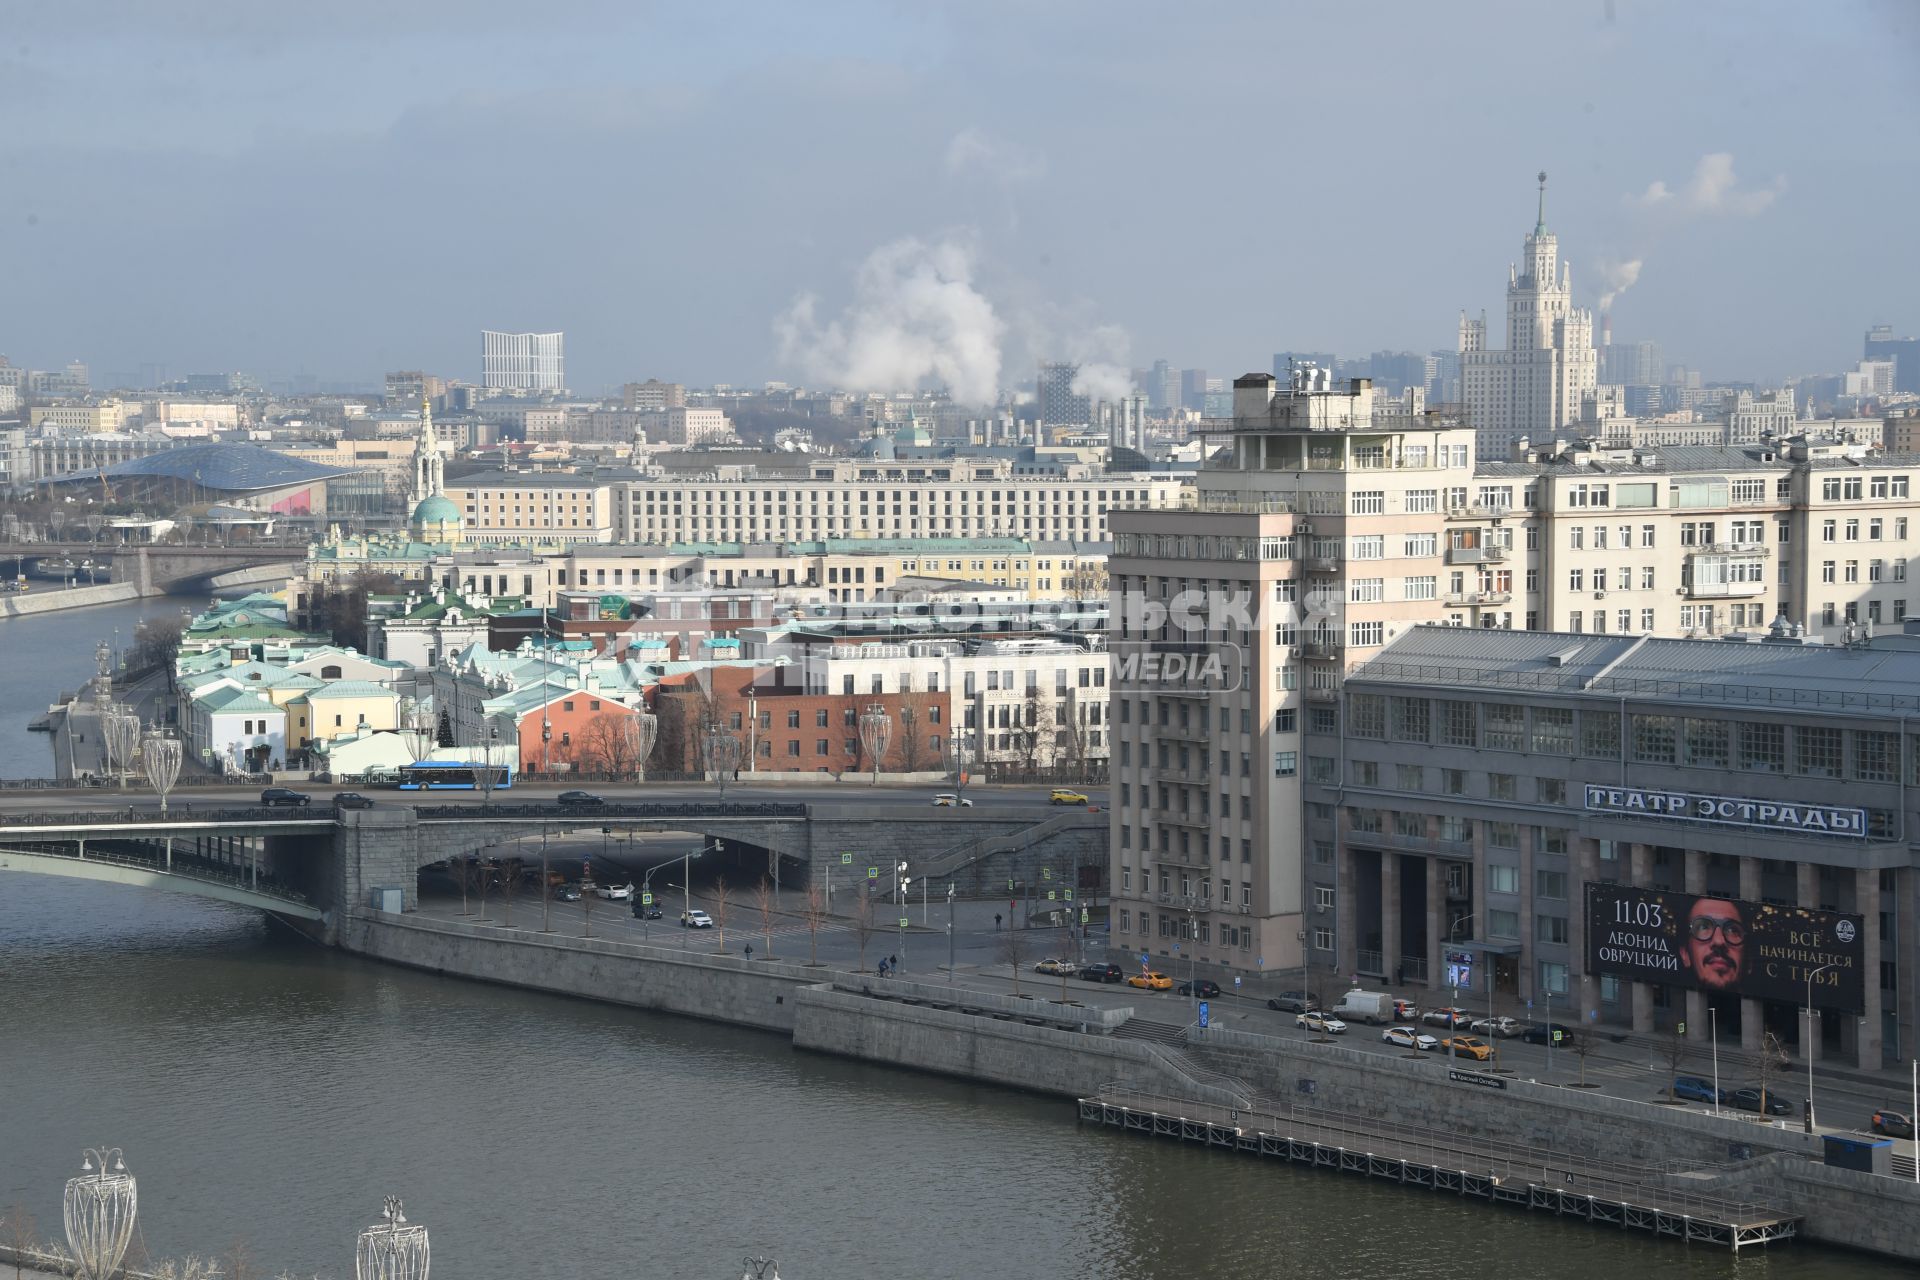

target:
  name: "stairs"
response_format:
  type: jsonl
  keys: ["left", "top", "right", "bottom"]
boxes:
{"left": 886, "top": 809, "right": 1098, "bottom": 890}
{"left": 1112, "top": 1017, "right": 1186, "bottom": 1046}
{"left": 1112, "top": 1019, "right": 1253, "bottom": 1106}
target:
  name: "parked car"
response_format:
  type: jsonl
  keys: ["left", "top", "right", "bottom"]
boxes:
{"left": 333, "top": 791, "right": 376, "bottom": 810}
{"left": 1128, "top": 971, "right": 1173, "bottom": 991}
{"left": 1048, "top": 789, "right": 1090, "bottom": 806}
{"left": 1267, "top": 990, "right": 1320, "bottom": 1014}
{"left": 260, "top": 787, "right": 311, "bottom": 808}
{"left": 1422, "top": 1006, "right": 1471, "bottom": 1028}
{"left": 681, "top": 908, "right": 714, "bottom": 928}
{"left": 631, "top": 901, "right": 663, "bottom": 920}
{"left": 1297, "top": 1012, "right": 1347, "bottom": 1034}
{"left": 1177, "top": 979, "right": 1222, "bottom": 998}
{"left": 1034, "top": 957, "right": 1077, "bottom": 976}
{"left": 1440, "top": 1036, "right": 1494, "bottom": 1061}
{"left": 1672, "top": 1076, "right": 1723, "bottom": 1104}
{"left": 1521, "top": 1021, "right": 1578, "bottom": 1046}
{"left": 556, "top": 790, "right": 605, "bottom": 808}
{"left": 552, "top": 884, "right": 582, "bottom": 902}
{"left": 1871, "top": 1108, "right": 1915, "bottom": 1138}
{"left": 1728, "top": 1087, "right": 1792, "bottom": 1116}
{"left": 1079, "top": 962, "right": 1125, "bottom": 984}
{"left": 1383, "top": 1026, "right": 1440, "bottom": 1051}
{"left": 931, "top": 793, "right": 974, "bottom": 807}
{"left": 597, "top": 882, "right": 633, "bottom": 901}
{"left": 1470, "top": 1015, "right": 1521, "bottom": 1038}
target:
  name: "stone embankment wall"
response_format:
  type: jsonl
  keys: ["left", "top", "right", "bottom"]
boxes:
{"left": 0, "top": 583, "right": 143, "bottom": 617}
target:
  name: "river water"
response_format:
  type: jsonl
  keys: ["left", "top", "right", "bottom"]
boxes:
{"left": 0, "top": 602, "right": 1907, "bottom": 1279}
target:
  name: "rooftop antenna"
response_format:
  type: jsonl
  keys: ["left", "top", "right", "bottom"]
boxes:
{"left": 1535, "top": 170, "right": 1549, "bottom": 233}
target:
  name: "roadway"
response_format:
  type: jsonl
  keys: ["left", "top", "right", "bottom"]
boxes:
{"left": 0, "top": 779, "right": 1073, "bottom": 816}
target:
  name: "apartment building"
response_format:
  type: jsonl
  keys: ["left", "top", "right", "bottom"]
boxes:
{"left": 1107, "top": 368, "right": 1920, "bottom": 989}
{"left": 443, "top": 472, "right": 616, "bottom": 544}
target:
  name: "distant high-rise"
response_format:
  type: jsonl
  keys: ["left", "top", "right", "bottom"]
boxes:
{"left": 1458, "top": 173, "right": 1597, "bottom": 458}
{"left": 1865, "top": 325, "right": 1920, "bottom": 396}
{"left": 1599, "top": 339, "right": 1664, "bottom": 389}
{"left": 1179, "top": 368, "right": 1209, "bottom": 412}
{"left": 1149, "top": 359, "right": 1178, "bottom": 413}
{"left": 1037, "top": 362, "right": 1090, "bottom": 426}
{"left": 481, "top": 330, "right": 565, "bottom": 393}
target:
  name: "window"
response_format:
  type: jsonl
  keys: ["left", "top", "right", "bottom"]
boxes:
{"left": 1855, "top": 730, "right": 1899, "bottom": 783}
{"left": 1631, "top": 714, "right": 1677, "bottom": 763}
{"left": 1352, "top": 490, "right": 1385, "bottom": 515}
{"left": 1314, "top": 885, "right": 1336, "bottom": 911}
{"left": 1438, "top": 700, "right": 1476, "bottom": 747}
{"left": 1406, "top": 489, "right": 1437, "bottom": 513}
{"left": 1349, "top": 693, "right": 1385, "bottom": 739}
{"left": 1396, "top": 763, "right": 1424, "bottom": 791}
{"left": 1273, "top": 751, "right": 1297, "bottom": 777}
{"left": 1796, "top": 726, "right": 1843, "bottom": 778}
{"left": 1488, "top": 865, "right": 1520, "bottom": 894}
{"left": 1404, "top": 533, "right": 1437, "bottom": 557}
{"left": 1537, "top": 777, "right": 1567, "bottom": 804}
{"left": 1351, "top": 759, "right": 1379, "bottom": 787}
{"left": 1536, "top": 915, "right": 1569, "bottom": 944}
{"left": 1739, "top": 721, "right": 1786, "bottom": 773}
{"left": 1683, "top": 718, "right": 1729, "bottom": 768}
{"left": 787, "top": 710, "right": 801, "bottom": 729}
{"left": 1536, "top": 869, "right": 1568, "bottom": 899}
{"left": 1441, "top": 768, "right": 1466, "bottom": 795}
{"left": 1350, "top": 535, "right": 1384, "bottom": 559}
{"left": 1403, "top": 575, "right": 1437, "bottom": 600}
{"left": 1582, "top": 711, "right": 1620, "bottom": 758}
{"left": 1538, "top": 961, "right": 1570, "bottom": 995}
{"left": 1349, "top": 577, "right": 1384, "bottom": 603}
{"left": 1531, "top": 707, "right": 1574, "bottom": 754}
{"left": 1484, "top": 703, "right": 1525, "bottom": 751}
{"left": 1488, "top": 909, "right": 1520, "bottom": 940}
{"left": 1349, "top": 620, "right": 1384, "bottom": 646}
{"left": 1275, "top": 708, "right": 1297, "bottom": 733}
{"left": 1390, "top": 697, "right": 1429, "bottom": 742}
{"left": 1488, "top": 773, "right": 1516, "bottom": 801}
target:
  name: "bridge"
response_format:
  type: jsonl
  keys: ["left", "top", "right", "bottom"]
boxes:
{"left": 0, "top": 799, "right": 1106, "bottom": 942}
{"left": 0, "top": 541, "right": 303, "bottom": 595}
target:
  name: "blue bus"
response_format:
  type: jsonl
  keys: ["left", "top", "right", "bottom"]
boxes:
{"left": 395, "top": 761, "right": 515, "bottom": 791}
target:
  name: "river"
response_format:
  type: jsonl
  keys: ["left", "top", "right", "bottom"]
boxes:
{"left": 0, "top": 602, "right": 1907, "bottom": 1279}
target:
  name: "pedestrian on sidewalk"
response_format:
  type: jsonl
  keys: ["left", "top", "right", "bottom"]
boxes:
{"left": 994, "top": 913, "right": 1002, "bottom": 931}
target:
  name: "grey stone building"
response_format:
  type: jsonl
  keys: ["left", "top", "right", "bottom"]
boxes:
{"left": 1306, "top": 622, "right": 1918, "bottom": 1070}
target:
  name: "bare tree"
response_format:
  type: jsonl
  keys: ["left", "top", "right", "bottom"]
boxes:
{"left": 1660, "top": 1024, "right": 1691, "bottom": 1103}
{"left": 498, "top": 857, "right": 523, "bottom": 927}
{"left": 1058, "top": 689, "right": 1091, "bottom": 782}
{"left": 998, "top": 927, "right": 1029, "bottom": 995}
{"left": 1569, "top": 1022, "right": 1597, "bottom": 1087}
{"left": 472, "top": 858, "right": 496, "bottom": 922}
{"left": 754, "top": 875, "right": 776, "bottom": 958}
{"left": 711, "top": 874, "right": 731, "bottom": 951}
{"left": 1755, "top": 1030, "right": 1789, "bottom": 1116}
{"left": 453, "top": 856, "right": 474, "bottom": 916}
{"left": 3, "top": 1205, "right": 38, "bottom": 1280}
{"left": 852, "top": 885, "right": 876, "bottom": 972}
{"left": 225, "top": 1238, "right": 256, "bottom": 1280}
{"left": 1012, "top": 687, "right": 1049, "bottom": 775}
{"left": 803, "top": 881, "right": 826, "bottom": 966}
{"left": 896, "top": 695, "right": 928, "bottom": 772}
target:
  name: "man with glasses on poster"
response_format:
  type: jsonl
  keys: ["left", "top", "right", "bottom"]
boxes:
{"left": 1682, "top": 896, "right": 1748, "bottom": 993}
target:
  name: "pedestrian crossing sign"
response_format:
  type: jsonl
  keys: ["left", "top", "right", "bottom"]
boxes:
{"left": 841, "top": 853, "right": 852, "bottom": 864}
{"left": 868, "top": 867, "right": 878, "bottom": 879}
{"left": 641, "top": 893, "right": 653, "bottom": 905}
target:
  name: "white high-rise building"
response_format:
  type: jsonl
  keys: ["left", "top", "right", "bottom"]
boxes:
{"left": 481, "top": 330, "right": 565, "bottom": 393}
{"left": 1458, "top": 173, "right": 1597, "bottom": 461}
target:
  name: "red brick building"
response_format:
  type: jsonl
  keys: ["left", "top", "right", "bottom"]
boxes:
{"left": 652, "top": 665, "right": 949, "bottom": 775}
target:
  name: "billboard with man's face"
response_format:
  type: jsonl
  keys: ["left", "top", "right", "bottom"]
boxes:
{"left": 1584, "top": 884, "right": 1866, "bottom": 1013}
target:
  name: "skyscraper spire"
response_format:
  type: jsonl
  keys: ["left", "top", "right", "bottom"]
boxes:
{"left": 1535, "top": 170, "right": 1548, "bottom": 234}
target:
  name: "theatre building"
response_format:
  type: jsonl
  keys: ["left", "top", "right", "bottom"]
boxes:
{"left": 1307, "top": 623, "right": 1917, "bottom": 1069}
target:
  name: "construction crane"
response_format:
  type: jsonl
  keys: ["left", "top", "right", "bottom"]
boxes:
{"left": 96, "top": 466, "right": 116, "bottom": 505}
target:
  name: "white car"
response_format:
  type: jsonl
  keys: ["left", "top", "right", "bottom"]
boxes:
{"left": 1382, "top": 1025, "right": 1441, "bottom": 1051}
{"left": 597, "top": 883, "right": 633, "bottom": 901}
{"left": 932, "top": 793, "right": 974, "bottom": 807}
{"left": 1471, "top": 1015, "right": 1521, "bottom": 1038}
{"left": 680, "top": 909, "right": 714, "bottom": 929}
{"left": 1034, "top": 957, "right": 1077, "bottom": 976}
{"left": 1297, "top": 1012, "right": 1347, "bottom": 1034}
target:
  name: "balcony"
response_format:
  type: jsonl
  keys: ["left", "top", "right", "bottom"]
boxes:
{"left": 1444, "top": 504, "right": 1515, "bottom": 521}
{"left": 1160, "top": 810, "right": 1213, "bottom": 831}
{"left": 1692, "top": 542, "right": 1772, "bottom": 557}
{"left": 1445, "top": 544, "right": 1508, "bottom": 565}
{"left": 1304, "top": 555, "right": 1343, "bottom": 573}
{"left": 1302, "top": 636, "right": 1343, "bottom": 659}
{"left": 1162, "top": 721, "right": 1212, "bottom": 742}
{"left": 1356, "top": 948, "right": 1386, "bottom": 977}
{"left": 1305, "top": 685, "right": 1340, "bottom": 703}
{"left": 1154, "top": 761, "right": 1213, "bottom": 785}
{"left": 1680, "top": 579, "right": 1768, "bottom": 600}
{"left": 1443, "top": 590, "right": 1512, "bottom": 608}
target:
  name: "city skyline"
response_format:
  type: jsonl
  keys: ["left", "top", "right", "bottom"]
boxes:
{"left": 2, "top": 2, "right": 1915, "bottom": 392}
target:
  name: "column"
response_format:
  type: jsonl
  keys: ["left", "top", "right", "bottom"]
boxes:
{"left": 1381, "top": 852, "right": 1401, "bottom": 987}
{"left": 1797, "top": 862, "right": 1822, "bottom": 1064}
{"left": 1897, "top": 868, "right": 1914, "bottom": 1065}
{"left": 1335, "top": 844, "right": 1358, "bottom": 988}
{"left": 1685, "top": 851, "right": 1709, "bottom": 1045}
{"left": 1739, "top": 856, "right": 1764, "bottom": 1052}
{"left": 1571, "top": 838, "right": 1599, "bottom": 1021}
{"left": 1425, "top": 856, "right": 1443, "bottom": 991}
{"left": 1518, "top": 828, "right": 1537, "bottom": 1009}
{"left": 1857, "top": 866, "right": 1884, "bottom": 1069}
{"left": 1630, "top": 844, "right": 1655, "bottom": 1034}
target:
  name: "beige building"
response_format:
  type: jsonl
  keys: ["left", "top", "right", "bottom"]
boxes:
{"left": 29, "top": 400, "right": 139, "bottom": 433}
{"left": 443, "top": 472, "right": 616, "bottom": 544}
{"left": 641, "top": 406, "right": 732, "bottom": 446}
{"left": 288, "top": 681, "right": 401, "bottom": 751}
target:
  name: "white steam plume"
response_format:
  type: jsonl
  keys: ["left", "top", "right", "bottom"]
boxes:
{"left": 1070, "top": 362, "right": 1132, "bottom": 404}
{"left": 1596, "top": 258, "right": 1643, "bottom": 313}
{"left": 775, "top": 236, "right": 1004, "bottom": 404}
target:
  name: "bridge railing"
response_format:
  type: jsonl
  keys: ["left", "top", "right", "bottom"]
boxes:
{"left": 1, "top": 839, "right": 318, "bottom": 910}
{"left": 412, "top": 801, "right": 810, "bottom": 821}
{"left": 0, "top": 804, "right": 336, "bottom": 827}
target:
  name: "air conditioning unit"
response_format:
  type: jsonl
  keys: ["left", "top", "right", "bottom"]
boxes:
{"left": 1316, "top": 903, "right": 1329, "bottom": 914}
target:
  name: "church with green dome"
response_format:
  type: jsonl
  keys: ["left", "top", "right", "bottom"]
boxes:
{"left": 407, "top": 396, "right": 463, "bottom": 543}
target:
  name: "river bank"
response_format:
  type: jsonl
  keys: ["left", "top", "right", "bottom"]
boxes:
{"left": 0, "top": 582, "right": 144, "bottom": 618}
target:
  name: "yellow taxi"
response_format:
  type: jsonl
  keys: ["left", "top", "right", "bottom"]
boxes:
{"left": 1128, "top": 970, "right": 1174, "bottom": 991}
{"left": 1440, "top": 1035, "right": 1494, "bottom": 1062}
{"left": 1049, "top": 789, "right": 1090, "bottom": 806}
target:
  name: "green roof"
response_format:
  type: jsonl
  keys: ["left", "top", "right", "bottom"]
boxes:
{"left": 301, "top": 681, "right": 401, "bottom": 700}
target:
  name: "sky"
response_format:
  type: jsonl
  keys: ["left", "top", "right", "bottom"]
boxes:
{"left": 3, "top": 0, "right": 1916, "bottom": 396}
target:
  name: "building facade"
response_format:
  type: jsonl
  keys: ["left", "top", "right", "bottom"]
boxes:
{"left": 480, "top": 330, "right": 565, "bottom": 393}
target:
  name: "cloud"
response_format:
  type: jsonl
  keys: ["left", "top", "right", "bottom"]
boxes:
{"left": 943, "top": 127, "right": 1046, "bottom": 184}
{"left": 1064, "top": 325, "right": 1133, "bottom": 403}
{"left": 1629, "top": 152, "right": 1785, "bottom": 217}
{"left": 1596, "top": 257, "right": 1643, "bottom": 313}
{"left": 774, "top": 235, "right": 1005, "bottom": 404}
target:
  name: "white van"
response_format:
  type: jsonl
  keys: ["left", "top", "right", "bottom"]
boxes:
{"left": 1331, "top": 989, "right": 1394, "bottom": 1024}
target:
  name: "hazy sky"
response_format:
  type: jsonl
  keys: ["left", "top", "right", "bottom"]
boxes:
{"left": 5, "top": 0, "right": 1916, "bottom": 395}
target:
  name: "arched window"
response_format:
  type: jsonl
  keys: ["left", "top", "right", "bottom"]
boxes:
{"left": 320, "top": 665, "right": 343, "bottom": 679}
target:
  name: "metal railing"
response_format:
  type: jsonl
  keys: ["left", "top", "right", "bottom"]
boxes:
{"left": 413, "top": 800, "right": 809, "bottom": 821}
{"left": 1348, "top": 659, "right": 1920, "bottom": 715}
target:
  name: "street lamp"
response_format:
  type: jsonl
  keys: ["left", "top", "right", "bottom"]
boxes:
{"left": 1447, "top": 912, "right": 1476, "bottom": 1072}
{"left": 626, "top": 706, "right": 658, "bottom": 783}
{"left": 641, "top": 847, "right": 703, "bottom": 942}
{"left": 947, "top": 882, "right": 956, "bottom": 985}
{"left": 859, "top": 703, "right": 893, "bottom": 785}
{"left": 64, "top": 1146, "right": 136, "bottom": 1280}
{"left": 896, "top": 860, "right": 910, "bottom": 971}
{"left": 141, "top": 727, "right": 182, "bottom": 816}
{"left": 355, "top": 1196, "right": 430, "bottom": 1280}
{"left": 101, "top": 705, "right": 140, "bottom": 790}
{"left": 1805, "top": 962, "right": 1837, "bottom": 1128}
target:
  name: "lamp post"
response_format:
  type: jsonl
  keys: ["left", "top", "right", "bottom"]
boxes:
{"left": 354, "top": 1195, "right": 430, "bottom": 1280}
{"left": 1805, "top": 962, "right": 1837, "bottom": 1129}
{"left": 540, "top": 823, "right": 552, "bottom": 934}
{"left": 1711, "top": 1005, "right": 1721, "bottom": 1117}
{"left": 141, "top": 727, "right": 182, "bottom": 818}
{"left": 642, "top": 848, "right": 701, "bottom": 943}
{"left": 64, "top": 1145, "right": 136, "bottom": 1280}
{"left": 896, "top": 860, "right": 910, "bottom": 971}
{"left": 947, "top": 882, "right": 956, "bottom": 985}
{"left": 102, "top": 705, "right": 140, "bottom": 790}
{"left": 1447, "top": 912, "right": 1476, "bottom": 1071}
{"left": 627, "top": 706, "right": 658, "bottom": 784}
{"left": 859, "top": 703, "right": 893, "bottom": 785}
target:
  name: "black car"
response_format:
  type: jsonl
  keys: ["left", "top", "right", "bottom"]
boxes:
{"left": 1729, "top": 1087, "right": 1793, "bottom": 1116}
{"left": 333, "top": 792, "right": 376, "bottom": 810}
{"left": 556, "top": 790, "right": 605, "bottom": 808}
{"left": 1078, "top": 962, "right": 1125, "bottom": 983}
{"left": 1267, "top": 990, "right": 1320, "bottom": 1013}
{"left": 260, "top": 787, "right": 311, "bottom": 808}
{"left": 631, "top": 901, "right": 663, "bottom": 920}
{"left": 1521, "top": 1021, "right": 1578, "bottom": 1046}
{"left": 1177, "top": 979, "right": 1223, "bottom": 999}
{"left": 1871, "top": 1108, "right": 1915, "bottom": 1138}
